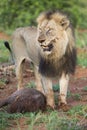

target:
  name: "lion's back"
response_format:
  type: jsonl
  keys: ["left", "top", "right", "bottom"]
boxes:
{"left": 11, "top": 26, "right": 40, "bottom": 65}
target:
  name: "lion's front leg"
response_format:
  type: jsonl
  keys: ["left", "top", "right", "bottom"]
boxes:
{"left": 34, "top": 66, "right": 55, "bottom": 109}
{"left": 59, "top": 73, "right": 70, "bottom": 111}
{"left": 41, "top": 76, "right": 55, "bottom": 109}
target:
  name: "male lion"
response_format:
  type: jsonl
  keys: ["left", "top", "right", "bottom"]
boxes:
{"left": 5, "top": 10, "right": 76, "bottom": 110}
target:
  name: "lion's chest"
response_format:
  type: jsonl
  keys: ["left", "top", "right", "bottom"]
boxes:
{"left": 39, "top": 57, "right": 66, "bottom": 77}
{"left": 39, "top": 47, "right": 77, "bottom": 78}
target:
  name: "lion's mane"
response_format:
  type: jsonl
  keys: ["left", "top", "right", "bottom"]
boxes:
{"left": 37, "top": 10, "right": 77, "bottom": 77}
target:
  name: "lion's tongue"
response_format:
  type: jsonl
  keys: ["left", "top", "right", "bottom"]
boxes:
{"left": 43, "top": 44, "right": 53, "bottom": 51}
{"left": 43, "top": 48, "right": 49, "bottom": 51}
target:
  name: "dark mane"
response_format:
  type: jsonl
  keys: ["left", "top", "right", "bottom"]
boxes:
{"left": 44, "top": 10, "right": 68, "bottom": 20}
{"left": 39, "top": 47, "right": 77, "bottom": 78}
{"left": 45, "top": 10, "right": 57, "bottom": 19}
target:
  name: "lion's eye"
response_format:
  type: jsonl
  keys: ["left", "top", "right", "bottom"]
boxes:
{"left": 39, "top": 27, "right": 42, "bottom": 32}
{"left": 60, "top": 21, "right": 64, "bottom": 26}
{"left": 46, "top": 29, "right": 52, "bottom": 35}
{"left": 61, "top": 23, "right": 65, "bottom": 27}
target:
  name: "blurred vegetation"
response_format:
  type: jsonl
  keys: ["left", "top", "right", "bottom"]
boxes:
{"left": 0, "top": 0, "right": 87, "bottom": 30}
{"left": 0, "top": 105, "right": 87, "bottom": 130}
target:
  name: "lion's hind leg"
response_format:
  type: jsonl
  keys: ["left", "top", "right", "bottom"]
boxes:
{"left": 34, "top": 66, "right": 45, "bottom": 94}
{"left": 16, "top": 58, "right": 26, "bottom": 90}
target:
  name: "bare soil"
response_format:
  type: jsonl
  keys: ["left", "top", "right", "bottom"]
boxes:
{"left": 0, "top": 64, "right": 87, "bottom": 106}
{"left": 0, "top": 32, "right": 10, "bottom": 40}
{"left": 0, "top": 32, "right": 87, "bottom": 130}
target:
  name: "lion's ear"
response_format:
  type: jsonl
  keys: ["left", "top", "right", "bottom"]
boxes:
{"left": 60, "top": 18, "right": 70, "bottom": 29}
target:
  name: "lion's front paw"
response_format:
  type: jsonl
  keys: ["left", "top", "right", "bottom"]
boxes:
{"left": 47, "top": 99, "right": 55, "bottom": 110}
{"left": 58, "top": 103, "right": 71, "bottom": 112}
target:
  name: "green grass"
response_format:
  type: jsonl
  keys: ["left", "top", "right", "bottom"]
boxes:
{"left": 77, "top": 54, "right": 87, "bottom": 67}
{"left": 76, "top": 30, "right": 87, "bottom": 48}
{"left": 68, "top": 105, "right": 87, "bottom": 118}
{"left": 73, "top": 94, "right": 81, "bottom": 101}
{"left": 0, "top": 112, "right": 23, "bottom": 130}
{"left": 0, "top": 83, "right": 87, "bottom": 130}
{"left": 76, "top": 30, "right": 87, "bottom": 67}
{"left": 77, "top": 58, "right": 87, "bottom": 67}
{"left": 26, "top": 81, "right": 36, "bottom": 88}
{"left": 0, "top": 79, "right": 6, "bottom": 88}
{"left": 0, "top": 40, "right": 10, "bottom": 63}
{"left": 83, "top": 86, "right": 87, "bottom": 91}
{"left": 53, "top": 84, "right": 60, "bottom": 92}
{"left": 0, "top": 105, "right": 87, "bottom": 130}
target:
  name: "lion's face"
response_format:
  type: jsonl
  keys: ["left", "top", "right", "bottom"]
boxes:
{"left": 37, "top": 13, "right": 69, "bottom": 56}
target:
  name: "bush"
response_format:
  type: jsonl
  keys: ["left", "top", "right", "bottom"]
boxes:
{"left": 0, "top": 0, "right": 87, "bottom": 30}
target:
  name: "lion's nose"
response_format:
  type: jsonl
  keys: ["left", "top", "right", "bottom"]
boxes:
{"left": 38, "top": 34, "right": 46, "bottom": 43}
{"left": 38, "top": 39, "right": 45, "bottom": 43}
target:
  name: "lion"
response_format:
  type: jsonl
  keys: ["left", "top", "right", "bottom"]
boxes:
{"left": 4, "top": 10, "right": 76, "bottom": 110}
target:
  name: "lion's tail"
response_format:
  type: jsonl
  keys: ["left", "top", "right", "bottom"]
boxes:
{"left": 4, "top": 41, "right": 14, "bottom": 64}
{"left": 4, "top": 41, "right": 12, "bottom": 52}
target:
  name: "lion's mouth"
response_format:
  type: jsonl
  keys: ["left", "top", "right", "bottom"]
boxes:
{"left": 41, "top": 44, "right": 53, "bottom": 52}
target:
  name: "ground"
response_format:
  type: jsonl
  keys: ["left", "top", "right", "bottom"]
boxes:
{"left": 0, "top": 63, "right": 87, "bottom": 106}
{"left": 0, "top": 32, "right": 87, "bottom": 130}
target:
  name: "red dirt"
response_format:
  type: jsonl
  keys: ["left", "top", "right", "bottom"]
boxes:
{"left": 0, "top": 64, "right": 87, "bottom": 130}
{"left": 0, "top": 32, "right": 10, "bottom": 40}
{"left": 0, "top": 32, "right": 87, "bottom": 130}
{"left": 1, "top": 65, "right": 87, "bottom": 105}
